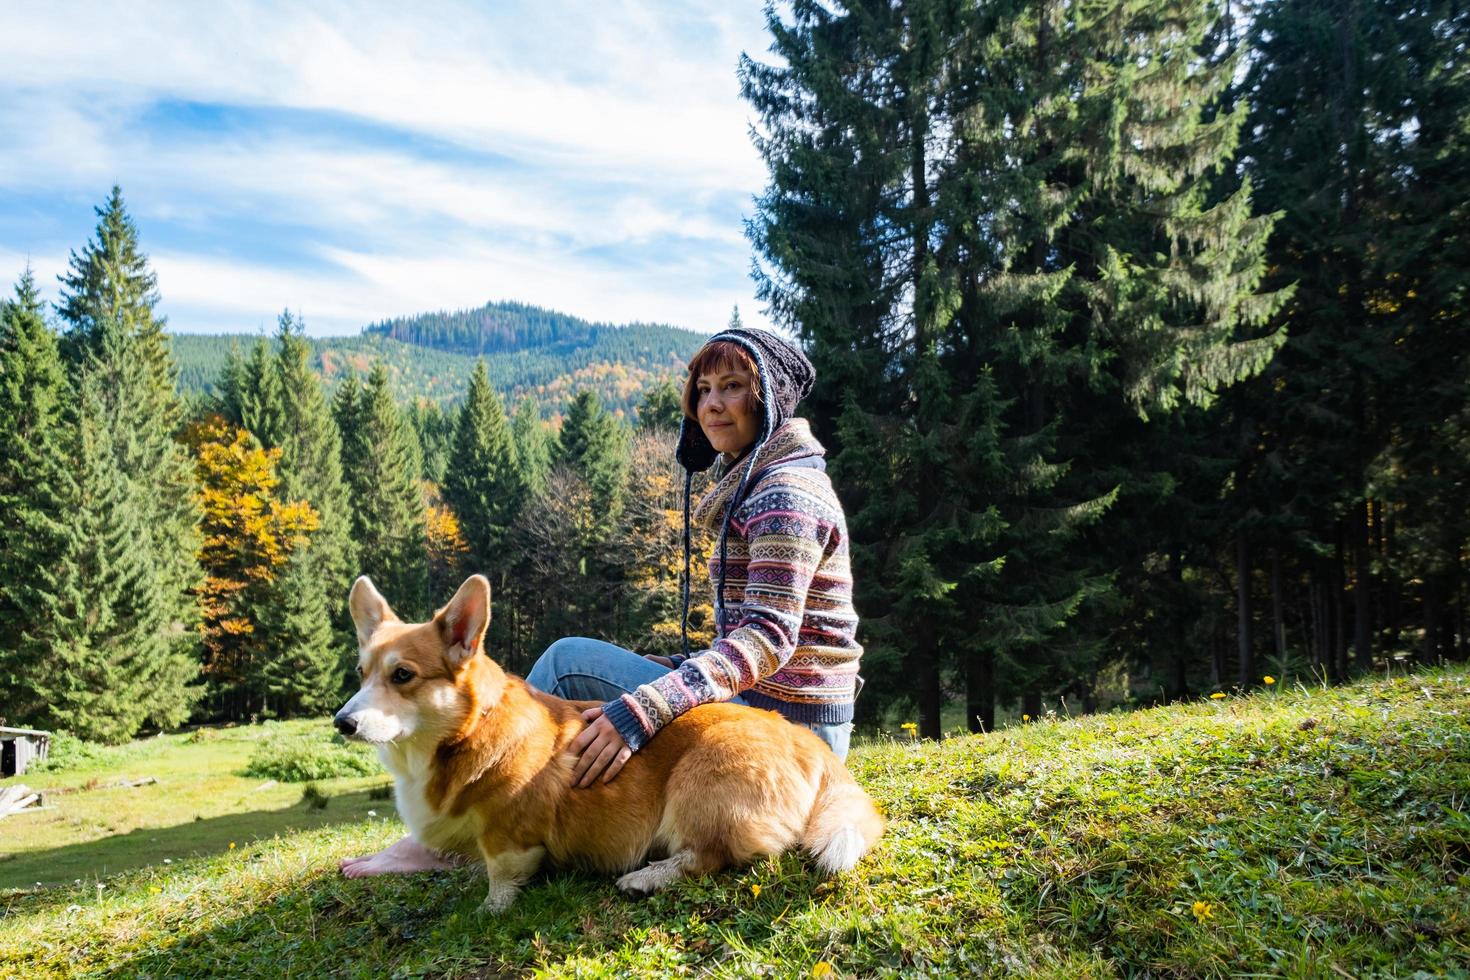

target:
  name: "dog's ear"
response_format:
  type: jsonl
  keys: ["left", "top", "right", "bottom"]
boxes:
{"left": 349, "top": 576, "right": 398, "bottom": 647}
{"left": 437, "top": 574, "right": 492, "bottom": 666}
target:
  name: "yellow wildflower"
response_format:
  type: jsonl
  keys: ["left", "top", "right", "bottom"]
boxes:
{"left": 1209, "top": 692, "right": 1226, "bottom": 700}
{"left": 751, "top": 883, "right": 761, "bottom": 899}
{"left": 228, "top": 842, "right": 236, "bottom": 850}
{"left": 1264, "top": 676, "right": 1276, "bottom": 685}
{"left": 1022, "top": 713, "right": 1031, "bottom": 722}
{"left": 1192, "top": 900, "right": 1215, "bottom": 923}
{"left": 812, "top": 963, "right": 834, "bottom": 978}
{"left": 149, "top": 886, "right": 162, "bottom": 895}
{"left": 900, "top": 722, "right": 918, "bottom": 740}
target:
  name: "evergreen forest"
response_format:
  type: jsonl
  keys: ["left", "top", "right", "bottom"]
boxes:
{"left": 2, "top": 0, "right": 1467, "bottom": 747}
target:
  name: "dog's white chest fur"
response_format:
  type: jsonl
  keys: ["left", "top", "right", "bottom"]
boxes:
{"left": 379, "top": 743, "right": 479, "bottom": 855}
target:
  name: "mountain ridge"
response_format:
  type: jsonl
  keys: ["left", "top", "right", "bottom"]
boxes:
{"left": 168, "top": 300, "right": 712, "bottom": 419}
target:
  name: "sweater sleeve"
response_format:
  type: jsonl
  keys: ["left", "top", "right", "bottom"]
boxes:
{"left": 602, "top": 492, "right": 832, "bottom": 752}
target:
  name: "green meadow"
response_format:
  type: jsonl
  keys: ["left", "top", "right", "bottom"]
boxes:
{"left": 3, "top": 668, "right": 1468, "bottom": 977}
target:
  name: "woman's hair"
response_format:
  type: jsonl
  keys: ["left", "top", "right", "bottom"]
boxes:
{"left": 681, "top": 340, "right": 764, "bottom": 419}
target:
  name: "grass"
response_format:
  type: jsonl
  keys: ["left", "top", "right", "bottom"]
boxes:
{"left": 0, "top": 719, "right": 388, "bottom": 888}
{"left": 3, "top": 668, "right": 1469, "bottom": 977}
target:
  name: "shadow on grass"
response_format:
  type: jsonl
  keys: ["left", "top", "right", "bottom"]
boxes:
{"left": 0, "top": 786, "right": 391, "bottom": 892}
{"left": 92, "top": 859, "right": 838, "bottom": 979}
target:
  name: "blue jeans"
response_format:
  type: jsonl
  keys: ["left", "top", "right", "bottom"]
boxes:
{"left": 525, "top": 636, "right": 853, "bottom": 761}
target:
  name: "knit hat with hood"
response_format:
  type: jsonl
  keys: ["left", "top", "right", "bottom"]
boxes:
{"left": 673, "top": 327, "right": 816, "bottom": 658}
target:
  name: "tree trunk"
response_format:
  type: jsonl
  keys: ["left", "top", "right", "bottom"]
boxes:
{"left": 1334, "top": 522, "right": 1350, "bottom": 680}
{"left": 915, "top": 620, "right": 943, "bottom": 740}
{"left": 967, "top": 649, "right": 994, "bottom": 734}
{"left": 1354, "top": 497, "right": 1373, "bottom": 672}
{"left": 1022, "top": 688, "right": 1042, "bottom": 722}
{"left": 1271, "top": 548, "right": 1285, "bottom": 665}
{"left": 1422, "top": 574, "right": 1444, "bottom": 666}
{"left": 1237, "top": 533, "right": 1254, "bottom": 689}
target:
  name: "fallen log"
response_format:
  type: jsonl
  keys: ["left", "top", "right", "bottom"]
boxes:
{"left": 0, "top": 784, "right": 40, "bottom": 818}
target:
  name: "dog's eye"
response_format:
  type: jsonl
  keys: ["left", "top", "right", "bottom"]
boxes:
{"left": 390, "top": 667, "right": 414, "bottom": 685}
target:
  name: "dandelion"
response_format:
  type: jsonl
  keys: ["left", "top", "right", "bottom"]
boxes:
{"left": 367, "top": 810, "right": 378, "bottom": 817}
{"left": 812, "top": 963, "right": 834, "bottom": 978}
{"left": 900, "top": 722, "right": 918, "bottom": 741}
{"left": 751, "top": 883, "right": 762, "bottom": 899}
{"left": 1264, "top": 676, "right": 1276, "bottom": 685}
{"left": 163, "top": 859, "right": 172, "bottom": 865}
{"left": 1191, "top": 900, "right": 1215, "bottom": 923}
{"left": 1022, "top": 714, "right": 1031, "bottom": 722}
{"left": 228, "top": 842, "right": 236, "bottom": 850}
{"left": 150, "top": 886, "right": 163, "bottom": 895}
{"left": 1209, "top": 692, "right": 1226, "bottom": 700}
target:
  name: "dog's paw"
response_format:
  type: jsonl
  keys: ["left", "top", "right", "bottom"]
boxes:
{"left": 614, "top": 871, "right": 657, "bottom": 897}
{"left": 479, "top": 882, "right": 519, "bottom": 913}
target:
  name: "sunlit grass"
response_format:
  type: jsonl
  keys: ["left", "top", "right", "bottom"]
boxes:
{"left": 3, "top": 668, "right": 1468, "bottom": 976}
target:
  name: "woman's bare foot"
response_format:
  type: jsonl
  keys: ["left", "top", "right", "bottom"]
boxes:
{"left": 339, "top": 834, "right": 462, "bottom": 877}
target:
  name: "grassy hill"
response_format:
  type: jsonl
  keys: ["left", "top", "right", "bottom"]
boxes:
{"left": 3, "top": 667, "right": 1468, "bottom": 977}
{"left": 169, "top": 303, "right": 710, "bottom": 421}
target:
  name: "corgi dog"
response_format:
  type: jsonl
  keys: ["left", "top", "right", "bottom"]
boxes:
{"left": 333, "top": 573, "right": 884, "bottom": 910}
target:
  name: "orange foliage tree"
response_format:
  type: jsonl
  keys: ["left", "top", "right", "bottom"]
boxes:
{"left": 185, "top": 417, "right": 319, "bottom": 718}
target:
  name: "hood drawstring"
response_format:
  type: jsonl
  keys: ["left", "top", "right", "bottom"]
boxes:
{"left": 679, "top": 338, "right": 778, "bottom": 658}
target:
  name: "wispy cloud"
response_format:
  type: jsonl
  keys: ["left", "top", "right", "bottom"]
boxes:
{"left": 0, "top": 0, "right": 777, "bottom": 335}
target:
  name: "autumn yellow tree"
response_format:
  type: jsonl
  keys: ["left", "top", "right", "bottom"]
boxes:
{"left": 186, "top": 417, "right": 319, "bottom": 719}
{"left": 620, "top": 428, "right": 714, "bottom": 657}
{"left": 423, "top": 480, "right": 470, "bottom": 602}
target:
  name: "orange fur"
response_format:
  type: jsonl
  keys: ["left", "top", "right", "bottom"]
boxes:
{"left": 338, "top": 574, "right": 885, "bottom": 909}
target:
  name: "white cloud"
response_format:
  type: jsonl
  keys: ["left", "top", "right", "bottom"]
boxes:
{"left": 0, "top": 1, "right": 779, "bottom": 336}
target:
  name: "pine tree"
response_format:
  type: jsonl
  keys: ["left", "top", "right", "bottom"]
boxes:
{"left": 444, "top": 360, "right": 523, "bottom": 572}
{"left": 408, "top": 400, "right": 454, "bottom": 484}
{"left": 636, "top": 379, "right": 684, "bottom": 431}
{"left": 33, "top": 321, "right": 200, "bottom": 741}
{"left": 57, "top": 186, "right": 182, "bottom": 434}
{"left": 238, "top": 338, "right": 284, "bottom": 445}
{"left": 51, "top": 189, "right": 203, "bottom": 735}
{"left": 512, "top": 397, "right": 552, "bottom": 498}
{"left": 256, "top": 547, "right": 339, "bottom": 715}
{"left": 0, "top": 269, "right": 74, "bottom": 726}
{"left": 340, "top": 362, "right": 429, "bottom": 618}
{"left": 269, "top": 311, "right": 358, "bottom": 697}
{"left": 744, "top": 0, "right": 1288, "bottom": 732}
{"left": 556, "top": 388, "right": 629, "bottom": 517}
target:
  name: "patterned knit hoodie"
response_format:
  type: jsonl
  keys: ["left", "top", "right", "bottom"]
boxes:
{"left": 601, "top": 417, "right": 862, "bottom": 751}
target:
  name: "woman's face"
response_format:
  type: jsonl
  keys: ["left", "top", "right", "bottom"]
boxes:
{"left": 696, "top": 366, "right": 761, "bottom": 457}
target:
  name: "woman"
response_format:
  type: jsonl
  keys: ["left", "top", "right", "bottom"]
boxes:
{"left": 340, "top": 327, "right": 863, "bottom": 878}
{"left": 530, "top": 326, "right": 864, "bottom": 787}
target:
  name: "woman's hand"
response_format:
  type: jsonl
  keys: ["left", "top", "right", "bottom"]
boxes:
{"left": 643, "top": 654, "right": 676, "bottom": 669}
{"left": 569, "top": 706, "right": 632, "bottom": 787}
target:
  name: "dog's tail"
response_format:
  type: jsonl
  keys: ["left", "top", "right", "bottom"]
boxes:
{"left": 802, "top": 753, "right": 884, "bottom": 874}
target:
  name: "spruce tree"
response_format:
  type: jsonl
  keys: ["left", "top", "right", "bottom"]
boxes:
{"left": 57, "top": 186, "right": 183, "bottom": 437}
{"left": 34, "top": 320, "right": 199, "bottom": 741}
{"left": 445, "top": 360, "right": 523, "bottom": 572}
{"left": 635, "top": 379, "right": 683, "bottom": 431}
{"left": 238, "top": 338, "right": 284, "bottom": 445}
{"left": 210, "top": 311, "right": 360, "bottom": 709}
{"left": 556, "top": 388, "right": 629, "bottom": 517}
{"left": 340, "top": 362, "right": 429, "bottom": 618}
{"left": 0, "top": 269, "right": 74, "bottom": 726}
{"left": 409, "top": 400, "right": 454, "bottom": 484}
{"left": 51, "top": 189, "right": 202, "bottom": 735}
{"left": 512, "top": 397, "right": 551, "bottom": 498}
{"left": 744, "top": 0, "right": 1288, "bottom": 731}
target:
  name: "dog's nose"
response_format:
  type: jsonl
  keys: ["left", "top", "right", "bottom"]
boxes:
{"left": 334, "top": 713, "right": 358, "bottom": 737}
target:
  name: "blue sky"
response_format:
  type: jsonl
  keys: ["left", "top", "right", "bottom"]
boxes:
{"left": 0, "top": 1, "right": 778, "bottom": 336}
